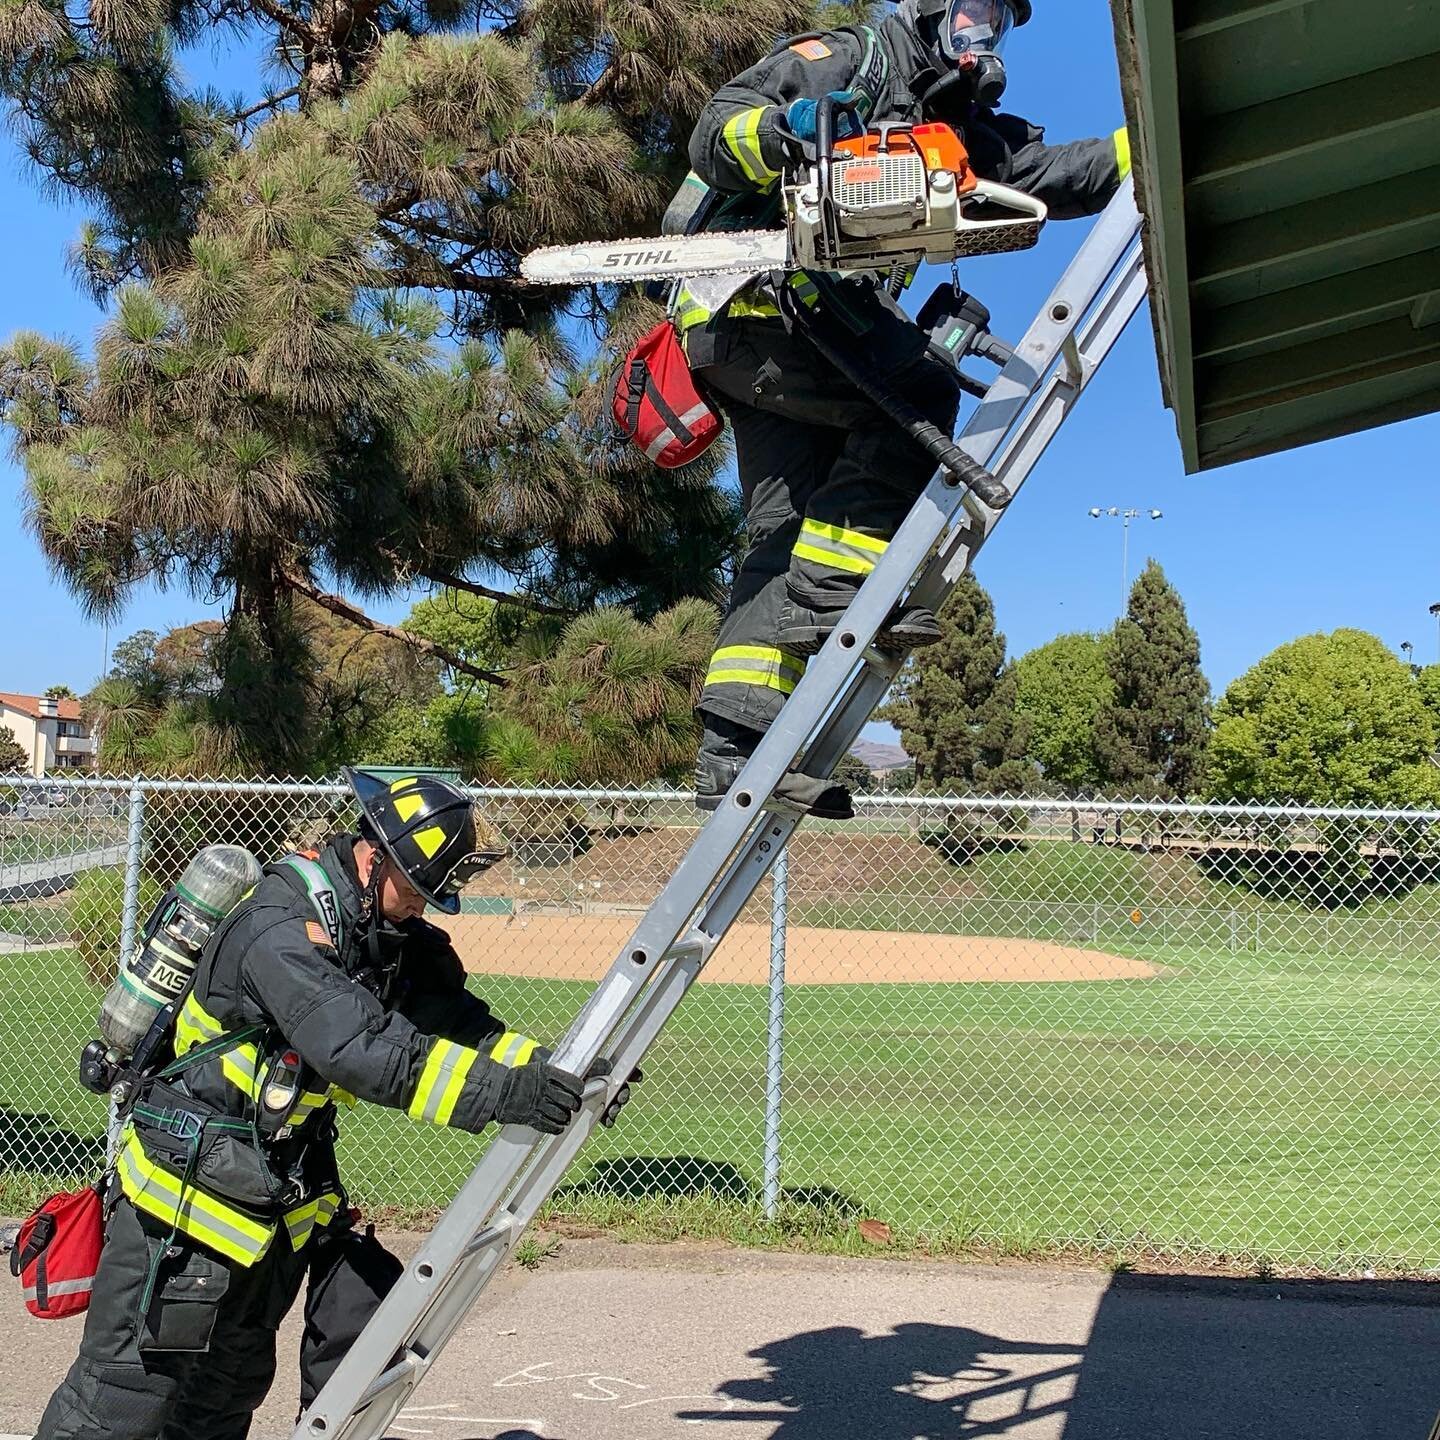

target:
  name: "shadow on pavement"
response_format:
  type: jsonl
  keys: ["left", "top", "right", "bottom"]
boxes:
{"left": 678, "top": 1275, "right": 1440, "bottom": 1439}
{"left": 678, "top": 1322, "right": 1082, "bottom": 1437}
{"left": 1064, "top": 1272, "right": 1440, "bottom": 1440}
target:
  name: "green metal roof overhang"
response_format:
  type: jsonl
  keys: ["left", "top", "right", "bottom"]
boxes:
{"left": 1110, "top": 0, "right": 1440, "bottom": 471}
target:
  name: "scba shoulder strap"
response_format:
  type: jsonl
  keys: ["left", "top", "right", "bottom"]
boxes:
{"left": 278, "top": 854, "right": 344, "bottom": 952}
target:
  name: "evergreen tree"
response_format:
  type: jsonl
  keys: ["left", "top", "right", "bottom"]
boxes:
{"left": 878, "top": 572, "right": 1031, "bottom": 793}
{"left": 0, "top": 0, "right": 804, "bottom": 770}
{"left": 1093, "top": 559, "right": 1210, "bottom": 797}
{"left": 0, "top": 725, "right": 28, "bottom": 772}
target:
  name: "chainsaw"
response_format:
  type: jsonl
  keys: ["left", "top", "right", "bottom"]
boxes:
{"left": 520, "top": 100, "right": 1047, "bottom": 289}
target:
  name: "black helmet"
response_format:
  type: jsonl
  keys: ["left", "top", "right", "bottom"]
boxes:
{"left": 343, "top": 767, "right": 507, "bottom": 915}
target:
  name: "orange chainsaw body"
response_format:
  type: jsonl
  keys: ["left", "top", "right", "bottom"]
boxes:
{"left": 834, "top": 123, "right": 978, "bottom": 196}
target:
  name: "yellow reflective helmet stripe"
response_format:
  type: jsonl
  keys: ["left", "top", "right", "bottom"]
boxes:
{"left": 488, "top": 1031, "right": 540, "bottom": 1068}
{"left": 117, "top": 1131, "right": 274, "bottom": 1266}
{"left": 409, "top": 1038, "right": 482, "bottom": 1126}
{"left": 412, "top": 824, "right": 447, "bottom": 859}
{"left": 721, "top": 106, "right": 780, "bottom": 188}
{"left": 792, "top": 518, "right": 890, "bottom": 576}
{"left": 1114, "top": 125, "right": 1132, "bottom": 180}
{"left": 393, "top": 793, "right": 424, "bottom": 822}
{"left": 389, "top": 776, "right": 418, "bottom": 792}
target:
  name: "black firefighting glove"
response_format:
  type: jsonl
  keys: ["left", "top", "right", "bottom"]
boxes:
{"left": 584, "top": 1057, "right": 643, "bottom": 1128}
{"left": 494, "top": 1054, "right": 584, "bottom": 1134}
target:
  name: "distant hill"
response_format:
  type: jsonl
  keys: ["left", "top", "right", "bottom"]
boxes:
{"left": 850, "top": 740, "right": 910, "bottom": 774}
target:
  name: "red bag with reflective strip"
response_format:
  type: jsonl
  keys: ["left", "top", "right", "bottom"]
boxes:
{"left": 609, "top": 321, "right": 722, "bottom": 468}
{"left": 9, "top": 1186, "right": 103, "bottom": 1319}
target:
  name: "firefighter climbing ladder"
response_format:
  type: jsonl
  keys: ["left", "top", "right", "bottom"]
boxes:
{"left": 295, "top": 181, "right": 1147, "bottom": 1440}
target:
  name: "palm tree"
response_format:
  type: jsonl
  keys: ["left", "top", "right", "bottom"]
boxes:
{"left": 84, "top": 677, "right": 155, "bottom": 772}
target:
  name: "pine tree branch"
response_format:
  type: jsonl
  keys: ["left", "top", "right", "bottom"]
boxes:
{"left": 416, "top": 566, "right": 577, "bottom": 618}
{"left": 384, "top": 264, "right": 527, "bottom": 295}
{"left": 284, "top": 575, "right": 509, "bottom": 686}
{"left": 244, "top": 0, "right": 315, "bottom": 42}
{"left": 234, "top": 86, "right": 303, "bottom": 123}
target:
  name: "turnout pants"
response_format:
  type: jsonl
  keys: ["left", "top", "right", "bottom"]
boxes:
{"left": 36, "top": 1196, "right": 402, "bottom": 1440}
{"left": 689, "top": 299, "right": 961, "bottom": 732}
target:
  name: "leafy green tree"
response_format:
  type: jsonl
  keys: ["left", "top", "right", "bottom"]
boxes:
{"left": 1, "top": 0, "right": 801, "bottom": 770}
{"left": 1416, "top": 665, "right": 1440, "bottom": 747}
{"left": 1093, "top": 560, "right": 1210, "bottom": 797}
{"left": 44, "top": 683, "right": 76, "bottom": 699}
{"left": 834, "top": 752, "right": 874, "bottom": 794}
{"left": 0, "top": 725, "right": 28, "bottom": 772}
{"left": 879, "top": 573, "right": 1032, "bottom": 793}
{"left": 1013, "top": 632, "right": 1112, "bottom": 791}
{"left": 1209, "top": 630, "right": 1440, "bottom": 807}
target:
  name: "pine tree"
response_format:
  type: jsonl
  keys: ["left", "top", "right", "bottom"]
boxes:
{"left": 0, "top": 0, "right": 809, "bottom": 770}
{"left": 1093, "top": 559, "right": 1210, "bottom": 797}
{"left": 878, "top": 572, "right": 1031, "bottom": 793}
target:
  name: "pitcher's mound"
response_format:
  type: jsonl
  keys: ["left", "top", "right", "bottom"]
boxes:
{"left": 442, "top": 914, "right": 1156, "bottom": 985}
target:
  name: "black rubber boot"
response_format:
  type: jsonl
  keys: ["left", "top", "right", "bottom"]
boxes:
{"left": 776, "top": 599, "right": 943, "bottom": 658}
{"left": 694, "top": 717, "right": 855, "bottom": 820}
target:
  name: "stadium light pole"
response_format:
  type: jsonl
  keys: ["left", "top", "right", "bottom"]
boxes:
{"left": 1089, "top": 506, "right": 1163, "bottom": 615}
{"left": 1429, "top": 603, "right": 1440, "bottom": 664}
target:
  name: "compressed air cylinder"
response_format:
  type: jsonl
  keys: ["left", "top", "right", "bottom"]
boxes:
{"left": 98, "top": 844, "right": 262, "bottom": 1058}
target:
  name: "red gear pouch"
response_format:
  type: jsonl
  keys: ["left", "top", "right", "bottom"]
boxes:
{"left": 9, "top": 1186, "right": 104, "bottom": 1319}
{"left": 609, "top": 321, "right": 722, "bottom": 468}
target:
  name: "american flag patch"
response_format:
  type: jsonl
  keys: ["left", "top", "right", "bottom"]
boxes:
{"left": 306, "top": 920, "right": 334, "bottom": 948}
{"left": 789, "top": 38, "right": 831, "bottom": 59}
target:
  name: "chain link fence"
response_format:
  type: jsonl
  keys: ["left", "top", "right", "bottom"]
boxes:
{"left": 4, "top": 774, "right": 1440, "bottom": 1272}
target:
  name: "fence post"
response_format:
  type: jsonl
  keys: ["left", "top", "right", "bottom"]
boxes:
{"left": 763, "top": 842, "right": 788, "bottom": 1221}
{"left": 109, "top": 781, "right": 146, "bottom": 1164}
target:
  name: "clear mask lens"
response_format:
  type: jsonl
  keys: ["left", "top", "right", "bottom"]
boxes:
{"left": 942, "top": 0, "right": 1014, "bottom": 60}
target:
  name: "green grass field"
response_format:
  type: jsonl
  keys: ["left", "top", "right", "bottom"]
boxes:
{"left": 5, "top": 836, "right": 1440, "bottom": 1272}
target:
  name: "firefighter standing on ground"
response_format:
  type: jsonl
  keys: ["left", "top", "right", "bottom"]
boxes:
{"left": 680, "top": 0, "right": 1131, "bottom": 817}
{"left": 37, "top": 768, "right": 631, "bottom": 1440}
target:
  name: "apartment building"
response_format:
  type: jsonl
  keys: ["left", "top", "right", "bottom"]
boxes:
{"left": 0, "top": 692, "right": 99, "bottom": 776}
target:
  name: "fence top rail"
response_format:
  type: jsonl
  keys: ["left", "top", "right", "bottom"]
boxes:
{"left": 4, "top": 774, "right": 1440, "bottom": 825}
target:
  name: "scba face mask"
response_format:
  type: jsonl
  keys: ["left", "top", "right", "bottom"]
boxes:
{"left": 910, "top": 0, "right": 1028, "bottom": 112}
{"left": 941, "top": 0, "right": 1015, "bottom": 104}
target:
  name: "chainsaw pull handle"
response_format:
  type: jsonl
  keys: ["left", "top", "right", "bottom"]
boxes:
{"left": 815, "top": 91, "right": 866, "bottom": 161}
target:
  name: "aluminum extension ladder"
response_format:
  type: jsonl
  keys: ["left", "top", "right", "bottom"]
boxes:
{"left": 294, "top": 180, "right": 1148, "bottom": 1440}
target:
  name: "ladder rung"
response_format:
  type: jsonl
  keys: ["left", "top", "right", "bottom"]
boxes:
{"left": 462, "top": 1215, "right": 515, "bottom": 1258}
{"left": 662, "top": 932, "right": 709, "bottom": 963}
{"left": 353, "top": 1352, "right": 421, "bottom": 1413}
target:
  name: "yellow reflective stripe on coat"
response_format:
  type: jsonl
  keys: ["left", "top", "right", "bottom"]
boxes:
{"left": 721, "top": 106, "right": 779, "bottom": 187}
{"left": 117, "top": 1130, "right": 274, "bottom": 1266}
{"left": 792, "top": 518, "right": 890, "bottom": 576}
{"left": 283, "top": 1190, "right": 343, "bottom": 1251}
{"left": 674, "top": 286, "right": 783, "bottom": 338}
{"left": 174, "top": 992, "right": 224, "bottom": 1054}
{"left": 488, "top": 1031, "right": 540, "bottom": 1068}
{"left": 175, "top": 992, "right": 328, "bottom": 1131}
{"left": 704, "top": 644, "right": 805, "bottom": 695}
{"left": 408, "top": 1038, "right": 482, "bottom": 1126}
{"left": 1114, "top": 125, "right": 1132, "bottom": 180}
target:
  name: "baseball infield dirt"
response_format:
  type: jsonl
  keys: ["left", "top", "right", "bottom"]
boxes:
{"left": 438, "top": 914, "right": 1157, "bottom": 985}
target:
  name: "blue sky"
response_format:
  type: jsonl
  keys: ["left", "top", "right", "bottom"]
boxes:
{"left": 2, "top": 0, "right": 1438, "bottom": 731}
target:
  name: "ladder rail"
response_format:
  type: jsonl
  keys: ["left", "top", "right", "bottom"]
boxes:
{"left": 294, "top": 183, "right": 1145, "bottom": 1440}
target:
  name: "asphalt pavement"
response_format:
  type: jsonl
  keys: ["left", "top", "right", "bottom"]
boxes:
{"left": 3, "top": 1235, "right": 1438, "bottom": 1440}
